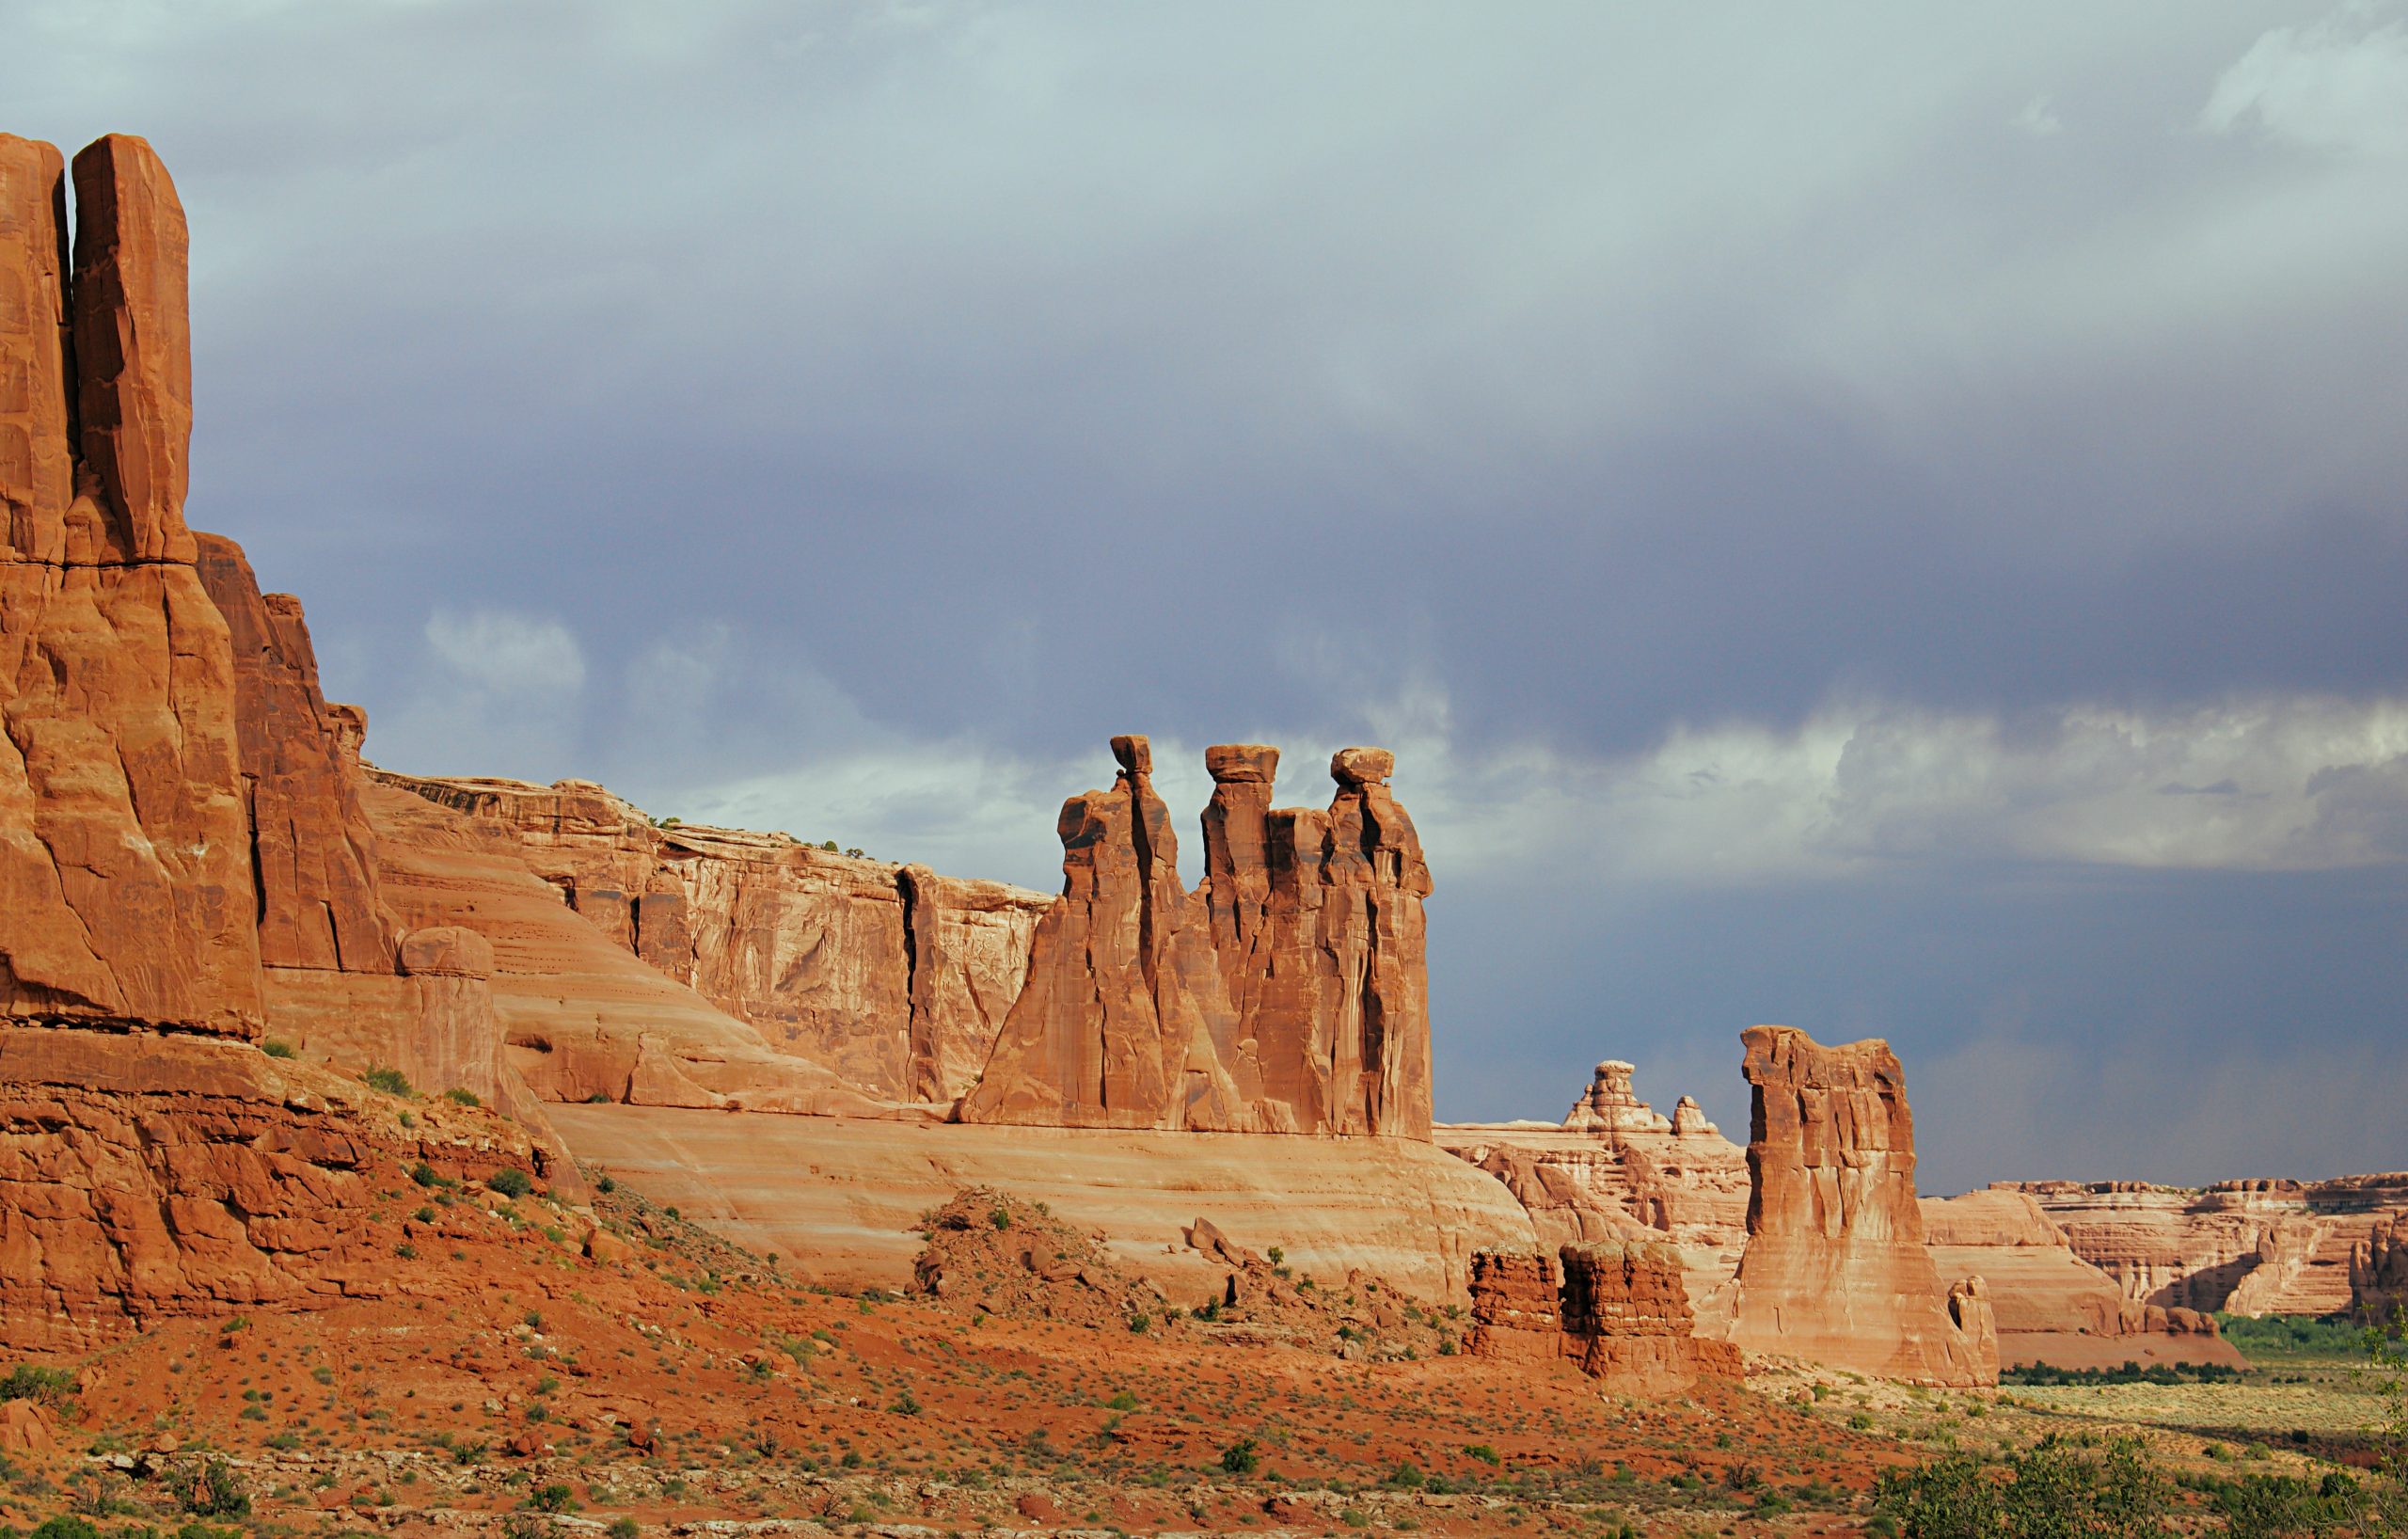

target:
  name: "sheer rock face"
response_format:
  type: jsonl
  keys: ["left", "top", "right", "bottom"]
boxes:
{"left": 372, "top": 770, "right": 1049, "bottom": 1105}
{"left": 0, "top": 133, "right": 568, "bottom": 1348}
{"left": 1725, "top": 1025, "right": 1996, "bottom": 1386}
{"left": 2, "top": 134, "right": 258, "bottom": 1035}
{"left": 194, "top": 533, "right": 396, "bottom": 976}
{"left": 958, "top": 737, "right": 1434, "bottom": 1137}
{"left": 2001, "top": 1173, "right": 2408, "bottom": 1319}
{"left": 67, "top": 135, "right": 195, "bottom": 564}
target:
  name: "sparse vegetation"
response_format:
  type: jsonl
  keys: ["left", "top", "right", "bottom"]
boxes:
{"left": 488, "top": 1167, "right": 534, "bottom": 1198}
{"left": 363, "top": 1066, "right": 414, "bottom": 1097}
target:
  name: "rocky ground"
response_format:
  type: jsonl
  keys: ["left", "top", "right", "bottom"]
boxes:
{"left": 6, "top": 1162, "right": 2390, "bottom": 1539}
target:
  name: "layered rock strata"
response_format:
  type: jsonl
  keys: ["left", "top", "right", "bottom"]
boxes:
{"left": 1920, "top": 1189, "right": 2241, "bottom": 1368}
{"left": 958, "top": 737, "right": 1434, "bottom": 1136}
{"left": 372, "top": 770, "right": 1047, "bottom": 1104}
{"left": 1467, "top": 1243, "right": 1739, "bottom": 1392}
{"left": 1438, "top": 1059, "right": 1749, "bottom": 1312}
{"left": 1723, "top": 1025, "right": 1996, "bottom": 1385}
{"left": 2003, "top": 1173, "right": 2408, "bottom": 1317}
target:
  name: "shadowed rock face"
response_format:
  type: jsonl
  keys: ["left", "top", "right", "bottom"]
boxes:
{"left": 2355, "top": 1217, "right": 2408, "bottom": 1325}
{"left": 1724, "top": 1024, "right": 1997, "bottom": 1386}
{"left": 958, "top": 737, "right": 1434, "bottom": 1137}
{"left": 368, "top": 770, "right": 1048, "bottom": 1106}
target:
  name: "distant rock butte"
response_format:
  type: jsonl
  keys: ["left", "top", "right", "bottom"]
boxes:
{"left": 369, "top": 770, "right": 1048, "bottom": 1105}
{"left": 1723, "top": 1025, "right": 1997, "bottom": 1386}
{"left": 1998, "top": 1174, "right": 2408, "bottom": 1322}
{"left": 2353, "top": 1216, "right": 2407, "bottom": 1325}
{"left": 958, "top": 736, "right": 1434, "bottom": 1136}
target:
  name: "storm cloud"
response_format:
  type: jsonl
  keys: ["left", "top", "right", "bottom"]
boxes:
{"left": 10, "top": 0, "right": 2405, "bottom": 1188}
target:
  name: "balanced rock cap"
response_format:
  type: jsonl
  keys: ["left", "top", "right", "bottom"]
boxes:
{"left": 1330, "top": 746, "right": 1394, "bottom": 786}
{"left": 1204, "top": 743, "right": 1279, "bottom": 784}
{"left": 1109, "top": 734, "right": 1152, "bottom": 777}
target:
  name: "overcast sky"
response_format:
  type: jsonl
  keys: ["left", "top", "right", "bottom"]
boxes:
{"left": 14, "top": 1, "right": 2407, "bottom": 1190}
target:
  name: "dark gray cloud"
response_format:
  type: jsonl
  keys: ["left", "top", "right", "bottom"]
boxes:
{"left": 11, "top": 0, "right": 2407, "bottom": 1184}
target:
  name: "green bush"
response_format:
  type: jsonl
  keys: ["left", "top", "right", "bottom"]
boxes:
{"left": 524, "top": 1484, "right": 578, "bottom": 1514}
{"left": 2216, "top": 1313, "right": 2371, "bottom": 1360}
{"left": 607, "top": 1520, "right": 639, "bottom": 1539}
{"left": 164, "top": 1456, "right": 251, "bottom": 1518}
{"left": 261, "top": 1039, "right": 296, "bottom": 1059}
{"left": 364, "top": 1066, "right": 414, "bottom": 1097}
{"left": 1875, "top": 1436, "right": 2173, "bottom": 1538}
{"left": 488, "top": 1167, "right": 533, "bottom": 1198}
{"left": 1220, "top": 1437, "right": 1261, "bottom": 1475}
{"left": 0, "top": 1364, "right": 76, "bottom": 1406}
{"left": 442, "top": 1087, "right": 481, "bottom": 1106}
{"left": 30, "top": 1518, "right": 99, "bottom": 1539}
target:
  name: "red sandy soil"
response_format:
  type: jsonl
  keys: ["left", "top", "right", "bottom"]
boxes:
{"left": 0, "top": 1167, "right": 1906, "bottom": 1538}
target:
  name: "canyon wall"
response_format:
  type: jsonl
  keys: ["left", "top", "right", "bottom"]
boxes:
{"left": 1723, "top": 1025, "right": 1996, "bottom": 1385}
{"left": 369, "top": 771, "right": 1048, "bottom": 1105}
{"left": 0, "top": 133, "right": 566, "bottom": 1349}
{"left": 958, "top": 737, "right": 1434, "bottom": 1136}
{"left": 2003, "top": 1173, "right": 2408, "bottom": 1318}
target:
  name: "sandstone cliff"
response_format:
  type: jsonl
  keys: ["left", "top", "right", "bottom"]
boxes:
{"left": 0, "top": 133, "right": 571, "bottom": 1348}
{"left": 369, "top": 771, "right": 1048, "bottom": 1104}
{"left": 1723, "top": 1025, "right": 1996, "bottom": 1386}
{"left": 1920, "top": 1188, "right": 2242, "bottom": 1369}
{"left": 958, "top": 737, "right": 1434, "bottom": 1136}
{"left": 2353, "top": 1216, "right": 2408, "bottom": 1325}
{"left": 2001, "top": 1172, "right": 2408, "bottom": 1318}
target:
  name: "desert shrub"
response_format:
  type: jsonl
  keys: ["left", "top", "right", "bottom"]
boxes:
{"left": 607, "top": 1521, "right": 639, "bottom": 1539}
{"left": 1874, "top": 1436, "right": 2173, "bottom": 1538}
{"left": 261, "top": 1039, "right": 295, "bottom": 1059}
{"left": 1221, "top": 1437, "right": 1261, "bottom": 1475}
{"left": 30, "top": 1518, "right": 99, "bottom": 1539}
{"left": 0, "top": 1365, "right": 76, "bottom": 1406}
{"left": 2004, "top": 1360, "right": 2242, "bottom": 1388}
{"left": 363, "top": 1067, "right": 414, "bottom": 1097}
{"left": 442, "top": 1087, "right": 481, "bottom": 1106}
{"left": 488, "top": 1167, "right": 533, "bottom": 1198}
{"left": 523, "top": 1484, "right": 578, "bottom": 1514}
{"left": 163, "top": 1456, "right": 251, "bottom": 1518}
{"left": 1464, "top": 1444, "right": 1502, "bottom": 1467}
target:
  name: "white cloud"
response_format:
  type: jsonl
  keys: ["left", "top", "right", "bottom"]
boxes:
{"left": 2203, "top": 6, "right": 2408, "bottom": 155}
{"left": 423, "top": 609, "right": 587, "bottom": 695}
{"left": 366, "top": 610, "right": 590, "bottom": 782}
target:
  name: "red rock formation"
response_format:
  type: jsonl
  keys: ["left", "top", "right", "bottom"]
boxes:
{"left": 1467, "top": 1250, "right": 1562, "bottom": 1362}
{"left": 1468, "top": 1243, "right": 1738, "bottom": 1392}
{"left": 0, "top": 132, "right": 571, "bottom": 1346}
{"left": 1560, "top": 1240, "right": 1743, "bottom": 1392}
{"left": 358, "top": 777, "right": 884, "bottom": 1117}
{"left": 2353, "top": 1216, "right": 2408, "bottom": 1325}
{"left": 0, "top": 1026, "right": 550, "bottom": 1352}
{"left": 958, "top": 736, "right": 1260, "bottom": 1130}
{"left": 3, "top": 134, "right": 258, "bottom": 1035}
{"left": 1724, "top": 1025, "right": 1995, "bottom": 1386}
{"left": 194, "top": 533, "right": 396, "bottom": 976}
{"left": 1438, "top": 1060, "right": 1750, "bottom": 1313}
{"left": 959, "top": 737, "right": 1434, "bottom": 1136}
{"left": 371, "top": 770, "right": 1047, "bottom": 1105}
